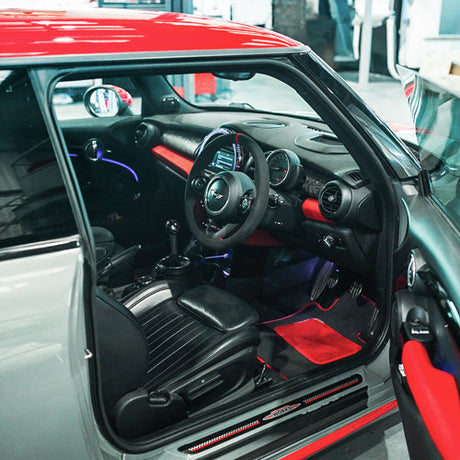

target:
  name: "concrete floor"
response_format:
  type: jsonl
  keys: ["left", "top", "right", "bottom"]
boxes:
{"left": 340, "top": 71, "right": 417, "bottom": 143}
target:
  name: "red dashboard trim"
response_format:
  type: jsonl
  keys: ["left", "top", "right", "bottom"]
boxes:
{"left": 152, "top": 145, "right": 193, "bottom": 177}
{"left": 244, "top": 230, "right": 285, "bottom": 247}
{"left": 402, "top": 340, "right": 460, "bottom": 460}
{"left": 301, "top": 198, "right": 331, "bottom": 223}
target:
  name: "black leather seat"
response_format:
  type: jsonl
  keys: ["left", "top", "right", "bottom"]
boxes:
{"left": 94, "top": 282, "right": 260, "bottom": 438}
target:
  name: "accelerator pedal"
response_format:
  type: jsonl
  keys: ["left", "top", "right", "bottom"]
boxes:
{"left": 349, "top": 281, "right": 363, "bottom": 299}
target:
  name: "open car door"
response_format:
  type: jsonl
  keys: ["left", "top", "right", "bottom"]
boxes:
{"left": 391, "top": 70, "right": 460, "bottom": 460}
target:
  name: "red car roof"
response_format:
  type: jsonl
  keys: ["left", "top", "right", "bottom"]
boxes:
{"left": 0, "top": 9, "right": 303, "bottom": 62}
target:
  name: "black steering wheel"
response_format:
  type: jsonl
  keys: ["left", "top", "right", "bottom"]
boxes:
{"left": 185, "top": 133, "right": 269, "bottom": 250}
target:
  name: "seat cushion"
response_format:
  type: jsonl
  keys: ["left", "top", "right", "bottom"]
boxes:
{"left": 129, "top": 284, "right": 259, "bottom": 391}
{"left": 177, "top": 285, "right": 259, "bottom": 332}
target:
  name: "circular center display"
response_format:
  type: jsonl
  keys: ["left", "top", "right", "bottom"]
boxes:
{"left": 205, "top": 178, "right": 229, "bottom": 214}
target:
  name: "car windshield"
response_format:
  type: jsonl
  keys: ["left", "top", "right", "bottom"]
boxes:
{"left": 400, "top": 68, "right": 460, "bottom": 228}
{"left": 165, "top": 72, "right": 320, "bottom": 120}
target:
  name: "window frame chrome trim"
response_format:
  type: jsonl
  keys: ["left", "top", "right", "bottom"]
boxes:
{"left": 0, "top": 234, "right": 81, "bottom": 262}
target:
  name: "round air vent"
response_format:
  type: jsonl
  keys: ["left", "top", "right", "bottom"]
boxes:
{"left": 134, "top": 122, "right": 160, "bottom": 148}
{"left": 319, "top": 181, "right": 351, "bottom": 220}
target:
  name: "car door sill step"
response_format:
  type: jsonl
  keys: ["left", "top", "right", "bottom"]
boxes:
{"left": 180, "top": 374, "right": 362, "bottom": 455}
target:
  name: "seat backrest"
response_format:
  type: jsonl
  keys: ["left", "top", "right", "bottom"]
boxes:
{"left": 93, "top": 288, "right": 149, "bottom": 408}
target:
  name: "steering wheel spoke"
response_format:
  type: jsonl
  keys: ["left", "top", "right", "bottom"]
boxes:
{"left": 213, "top": 223, "right": 239, "bottom": 239}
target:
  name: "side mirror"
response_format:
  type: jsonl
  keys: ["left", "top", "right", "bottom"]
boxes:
{"left": 83, "top": 85, "right": 132, "bottom": 117}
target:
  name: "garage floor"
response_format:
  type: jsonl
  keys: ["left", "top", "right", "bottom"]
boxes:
{"left": 340, "top": 71, "right": 416, "bottom": 142}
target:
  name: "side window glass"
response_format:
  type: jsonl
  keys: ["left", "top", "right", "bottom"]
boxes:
{"left": 0, "top": 71, "right": 77, "bottom": 249}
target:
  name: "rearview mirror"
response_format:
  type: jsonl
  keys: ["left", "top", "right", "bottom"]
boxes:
{"left": 212, "top": 72, "right": 254, "bottom": 81}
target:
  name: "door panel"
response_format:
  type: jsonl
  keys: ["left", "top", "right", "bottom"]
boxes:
{"left": 402, "top": 340, "right": 460, "bottom": 460}
{"left": 0, "top": 242, "right": 103, "bottom": 459}
{"left": 391, "top": 196, "right": 460, "bottom": 460}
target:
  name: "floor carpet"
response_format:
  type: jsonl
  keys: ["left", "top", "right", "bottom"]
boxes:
{"left": 257, "top": 292, "right": 375, "bottom": 378}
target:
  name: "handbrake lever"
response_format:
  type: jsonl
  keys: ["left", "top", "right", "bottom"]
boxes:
{"left": 98, "top": 244, "right": 141, "bottom": 282}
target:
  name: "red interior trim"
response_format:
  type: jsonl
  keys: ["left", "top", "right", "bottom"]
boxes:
{"left": 257, "top": 356, "right": 288, "bottom": 380}
{"left": 152, "top": 145, "right": 193, "bottom": 177}
{"left": 304, "top": 378, "right": 360, "bottom": 405}
{"left": 301, "top": 198, "right": 331, "bottom": 223}
{"left": 402, "top": 340, "right": 460, "bottom": 460}
{"left": 259, "top": 297, "right": 353, "bottom": 326}
{"left": 259, "top": 302, "right": 314, "bottom": 325}
{"left": 356, "top": 332, "right": 367, "bottom": 344}
{"left": 281, "top": 400, "right": 398, "bottom": 459}
{"left": 244, "top": 229, "right": 285, "bottom": 247}
{"left": 315, "top": 297, "right": 340, "bottom": 311}
{"left": 394, "top": 275, "right": 408, "bottom": 293}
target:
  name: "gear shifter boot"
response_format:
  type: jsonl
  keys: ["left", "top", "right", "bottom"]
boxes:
{"left": 155, "top": 219, "right": 191, "bottom": 276}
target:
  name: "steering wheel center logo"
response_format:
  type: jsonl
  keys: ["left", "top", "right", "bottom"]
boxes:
{"left": 210, "top": 187, "right": 224, "bottom": 200}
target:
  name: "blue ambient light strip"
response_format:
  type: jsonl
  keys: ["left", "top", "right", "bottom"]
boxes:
{"left": 69, "top": 153, "right": 139, "bottom": 183}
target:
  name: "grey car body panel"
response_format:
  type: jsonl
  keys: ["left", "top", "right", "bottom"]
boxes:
{"left": 0, "top": 242, "right": 104, "bottom": 459}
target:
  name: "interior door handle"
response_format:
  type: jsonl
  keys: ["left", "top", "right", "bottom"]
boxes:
{"left": 402, "top": 340, "right": 460, "bottom": 460}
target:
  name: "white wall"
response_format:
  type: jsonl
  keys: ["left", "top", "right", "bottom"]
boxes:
{"left": 398, "top": 0, "right": 444, "bottom": 68}
{"left": 0, "top": 0, "right": 95, "bottom": 9}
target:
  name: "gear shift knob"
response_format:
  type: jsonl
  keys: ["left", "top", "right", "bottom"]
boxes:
{"left": 166, "top": 219, "right": 180, "bottom": 235}
{"left": 166, "top": 219, "right": 179, "bottom": 256}
{"left": 155, "top": 219, "right": 191, "bottom": 276}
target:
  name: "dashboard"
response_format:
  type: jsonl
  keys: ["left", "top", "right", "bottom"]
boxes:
{"left": 137, "top": 111, "right": 381, "bottom": 274}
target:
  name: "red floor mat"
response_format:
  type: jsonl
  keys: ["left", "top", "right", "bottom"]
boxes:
{"left": 274, "top": 318, "right": 361, "bottom": 365}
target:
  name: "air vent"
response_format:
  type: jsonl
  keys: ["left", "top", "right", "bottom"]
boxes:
{"left": 321, "top": 183, "right": 342, "bottom": 214}
{"left": 134, "top": 122, "right": 160, "bottom": 148}
{"left": 348, "top": 171, "right": 362, "bottom": 183}
{"left": 319, "top": 181, "right": 351, "bottom": 220}
{"left": 346, "top": 170, "right": 368, "bottom": 188}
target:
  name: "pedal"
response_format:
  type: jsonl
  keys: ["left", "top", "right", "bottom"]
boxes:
{"left": 349, "top": 281, "right": 363, "bottom": 298}
{"left": 327, "top": 271, "right": 339, "bottom": 289}
{"left": 310, "top": 261, "right": 335, "bottom": 301}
